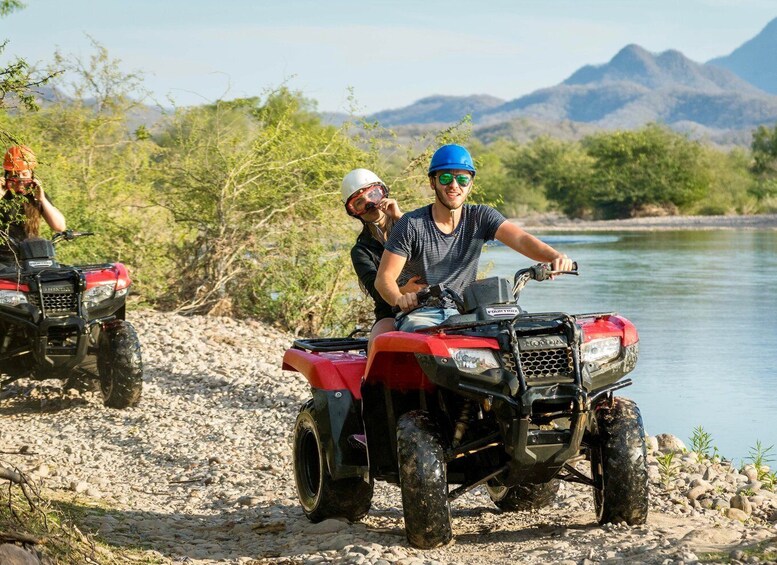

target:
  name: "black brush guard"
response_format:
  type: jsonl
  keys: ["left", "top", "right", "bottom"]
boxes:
{"left": 415, "top": 312, "right": 632, "bottom": 494}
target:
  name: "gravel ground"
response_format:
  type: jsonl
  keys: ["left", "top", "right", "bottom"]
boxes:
{"left": 1, "top": 310, "right": 776, "bottom": 564}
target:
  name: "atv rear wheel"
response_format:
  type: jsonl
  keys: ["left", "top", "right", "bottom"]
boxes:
{"left": 590, "top": 397, "right": 649, "bottom": 525}
{"left": 293, "top": 401, "right": 372, "bottom": 522}
{"left": 97, "top": 321, "right": 143, "bottom": 409}
{"left": 397, "top": 410, "right": 451, "bottom": 549}
{"left": 486, "top": 479, "right": 560, "bottom": 511}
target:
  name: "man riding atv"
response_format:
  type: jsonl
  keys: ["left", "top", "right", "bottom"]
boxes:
{"left": 375, "top": 144, "right": 574, "bottom": 331}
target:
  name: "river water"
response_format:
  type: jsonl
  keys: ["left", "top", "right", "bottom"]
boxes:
{"left": 482, "top": 230, "right": 777, "bottom": 464}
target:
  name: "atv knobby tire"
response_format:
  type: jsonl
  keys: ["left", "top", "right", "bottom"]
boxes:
{"left": 97, "top": 320, "right": 143, "bottom": 409}
{"left": 293, "top": 401, "right": 372, "bottom": 522}
{"left": 486, "top": 479, "right": 560, "bottom": 511}
{"left": 591, "top": 397, "right": 649, "bottom": 525}
{"left": 396, "top": 410, "right": 452, "bottom": 549}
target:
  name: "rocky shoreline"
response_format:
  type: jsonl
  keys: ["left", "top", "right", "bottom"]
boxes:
{"left": 0, "top": 310, "right": 776, "bottom": 564}
{"left": 515, "top": 213, "right": 777, "bottom": 232}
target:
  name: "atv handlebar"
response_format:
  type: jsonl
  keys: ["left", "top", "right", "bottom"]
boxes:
{"left": 513, "top": 262, "right": 578, "bottom": 298}
{"left": 52, "top": 230, "right": 95, "bottom": 244}
{"left": 396, "top": 262, "right": 578, "bottom": 323}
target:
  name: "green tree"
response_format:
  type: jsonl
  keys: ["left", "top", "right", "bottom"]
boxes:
{"left": 750, "top": 123, "right": 777, "bottom": 200}
{"left": 154, "top": 88, "right": 372, "bottom": 334}
{"left": 0, "top": 41, "right": 170, "bottom": 300}
{"left": 504, "top": 136, "right": 592, "bottom": 217}
{"left": 582, "top": 124, "right": 710, "bottom": 218}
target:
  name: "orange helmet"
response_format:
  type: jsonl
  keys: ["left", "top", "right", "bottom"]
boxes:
{"left": 3, "top": 145, "right": 37, "bottom": 173}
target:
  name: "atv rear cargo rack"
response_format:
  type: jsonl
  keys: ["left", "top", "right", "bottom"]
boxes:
{"left": 292, "top": 337, "right": 368, "bottom": 353}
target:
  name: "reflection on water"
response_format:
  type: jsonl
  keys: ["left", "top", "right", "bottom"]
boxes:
{"left": 483, "top": 230, "right": 777, "bottom": 463}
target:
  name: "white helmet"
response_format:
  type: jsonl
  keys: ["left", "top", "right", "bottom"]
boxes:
{"left": 341, "top": 168, "right": 386, "bottom": 203}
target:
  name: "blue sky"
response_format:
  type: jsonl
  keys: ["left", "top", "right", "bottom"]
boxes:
{"left": 2, "top": 0, "right": 776, "bottom": 114}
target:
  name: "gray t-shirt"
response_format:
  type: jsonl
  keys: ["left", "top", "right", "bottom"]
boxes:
{"left": 385, "top": 204, "right": 506, "bottom": 300}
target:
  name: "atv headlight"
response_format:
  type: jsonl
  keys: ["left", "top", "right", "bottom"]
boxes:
{"left": 449, "top": 348, "right": 502, "bottom": 383}
{"left": 582, "top": 337, "right": 621, "bottom": 364}
{"left": 0, "top": 290, "right": 28, "bottom": 306}
{"left": 83, "top": 284, "right": 115, "bottom": 308}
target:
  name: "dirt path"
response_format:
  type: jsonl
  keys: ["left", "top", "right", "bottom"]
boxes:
{"left": 0, "top": 311, "right": 775, "bottom": 564}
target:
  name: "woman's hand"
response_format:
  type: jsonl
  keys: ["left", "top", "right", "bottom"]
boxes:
{"left": 32, "top": 179, "right": 45, "bottom": 202}
{"left": 378, "top": 198, "right": 402, "bottom": 220}
{"left": 399, "top": 275, "right": 427, "bottom": 295}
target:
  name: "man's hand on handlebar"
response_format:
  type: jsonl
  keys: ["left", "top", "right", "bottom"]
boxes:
{"left": 399, "top": 275, "right": 427, "bottom": 295}
{"left": 396, "top": 291, "right": 421, "bottom": 313}
{"left": 549, "top": 255, "right": 576, "bottom": 278}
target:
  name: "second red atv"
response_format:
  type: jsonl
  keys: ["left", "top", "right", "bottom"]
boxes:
{"left": 283, "top": 264, "right": 648, "bottom": 549}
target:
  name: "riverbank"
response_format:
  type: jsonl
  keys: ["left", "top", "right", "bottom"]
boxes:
{"left": 0, "top": 310, "right": 776, "bottom": 564}
{"left": 515, "top": 213, "right": 777, "bottom": 231}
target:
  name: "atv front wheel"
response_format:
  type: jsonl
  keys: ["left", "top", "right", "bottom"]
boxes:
{"left": 486, "top": 479, "right": 560, "bottom": 511}
{"left": 590, "top": 397, "right": 649, "bottom": 525}
{"left": 293, "top": 401, "right": 373, "bottom": 522}
{"left": 397, "top": 410, "right": 451, "bottom": 549}
{"left": 97, "top": 321, "right": 143, "bottom": 409}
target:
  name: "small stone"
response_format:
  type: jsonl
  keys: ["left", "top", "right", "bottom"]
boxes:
{"left": 742, "top": 465, "right": 759, "bottom": 481}
{"left": 656, "top": 434, "right": 686, "bottom": 453}
{"left": 731, "top": 494, "right": 753, "bottom": 515}
{"left": 70, "top": 481, "right": 89, "bottom": 493}
{"left": 645, "top": 436, "right": 659, "bottom": 453}
{"left": 34, "top": 464, "right": 50, "bottom": 478}
{"left": 306, "top": 518, "right": 349, "bottom": 534}
{"left": 726, "top": 508, "right": 750, "bottom": 522}
{"left": 688, "top": 486, "right": 708, "bottom": 501}
{"left": 739, "top": 480, "right": 763, "bottom": 493}
{"left": 236, "top": 495, "right": 260, "bottom": 507}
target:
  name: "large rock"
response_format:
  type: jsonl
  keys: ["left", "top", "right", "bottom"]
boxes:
{"left": 0, "top": 545, "right": 41, "bottom": 565}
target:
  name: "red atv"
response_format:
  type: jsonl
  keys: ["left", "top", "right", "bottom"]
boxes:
{"left": 283, "top": 264, "right": 647, "bottom": 549}
{"left": 0, "top": 231, "right": 142, "bottom": 408}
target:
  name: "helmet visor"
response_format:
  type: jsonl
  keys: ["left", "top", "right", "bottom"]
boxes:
{"left": 345, "top": 183, "right": 387, "bottom": 216}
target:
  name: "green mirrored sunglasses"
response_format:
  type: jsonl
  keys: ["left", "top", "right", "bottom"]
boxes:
{"left": 437, "top": 172, "right": 472, "bottom": 187}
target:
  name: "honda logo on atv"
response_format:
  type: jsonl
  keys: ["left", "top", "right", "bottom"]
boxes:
{"left": 518, "top": 335, "right": 568, "bottom": 350}
{"left": 43, "top": 284, "right": 73, "bottom": 294}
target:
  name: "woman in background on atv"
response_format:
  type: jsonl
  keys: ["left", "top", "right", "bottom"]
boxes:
{"left": 0, "top": 145, "right": 66, "bottom": 263}
{"left": 342, "top": 169, "right": 425, "bottom": 348}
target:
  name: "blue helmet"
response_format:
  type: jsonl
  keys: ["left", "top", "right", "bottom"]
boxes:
{"left": 428, "top": 144, "right": 476, "bottom": 176}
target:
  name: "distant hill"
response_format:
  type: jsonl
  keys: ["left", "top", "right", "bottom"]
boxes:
{"left": 708, "top": 17, "right": 777, "bottom": 95}
{"left": 367, "top": 95, "right": 504, "bottom": 126}
{"left": 364, "top": 44, "right": 777, "bottom": 146}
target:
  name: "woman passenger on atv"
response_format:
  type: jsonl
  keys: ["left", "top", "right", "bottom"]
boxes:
{"left": 0, "top": 145, "right": 67, "bottom": 264}
{"left": 342, "top": 169, "right": 425, "bottom": 348}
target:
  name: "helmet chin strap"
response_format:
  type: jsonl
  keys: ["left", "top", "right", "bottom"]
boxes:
{"left": 434, "top": 186, "right": 464, "bottom": 212}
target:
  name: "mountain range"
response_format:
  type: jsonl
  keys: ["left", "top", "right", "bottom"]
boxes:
{"left": 356, "top": 17, "right": 777, "bottom": 146}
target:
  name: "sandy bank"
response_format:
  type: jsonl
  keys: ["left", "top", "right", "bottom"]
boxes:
{"left": 514, "top": 213, "right": 777, "bottom": 231}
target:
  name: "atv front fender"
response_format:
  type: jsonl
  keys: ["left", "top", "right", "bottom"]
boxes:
{"left": 310, "top": 389, "right": 368, "bottom": 481}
